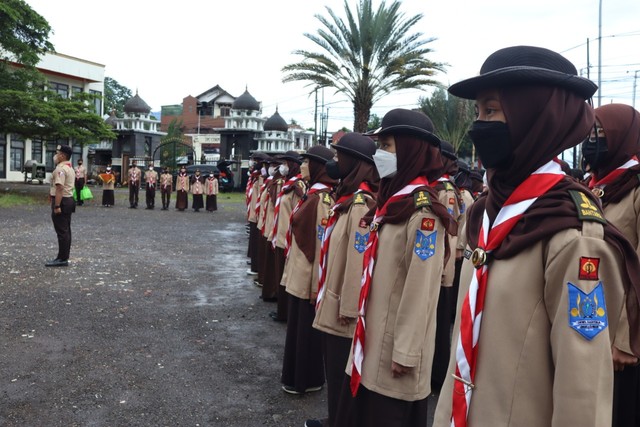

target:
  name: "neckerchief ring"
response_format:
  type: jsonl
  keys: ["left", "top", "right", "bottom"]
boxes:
{"left": 471, "top": 247, "right": 488, "bottom": 268}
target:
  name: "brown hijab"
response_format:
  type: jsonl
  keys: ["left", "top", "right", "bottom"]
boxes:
{"left": 466, "top": 86, "right": 640, "bottom": 355}
{"left": 590, "top": 103, "right": 640, "bottom": 206}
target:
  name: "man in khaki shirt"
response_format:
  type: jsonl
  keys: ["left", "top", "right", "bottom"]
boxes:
{"left": 46, "top": 144, "right": 75, "bottom": 267}
{"left": 144, "top": 163, "right": 159, "bottom": 209}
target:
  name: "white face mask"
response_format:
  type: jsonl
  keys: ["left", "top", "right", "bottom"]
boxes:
{"left": 373, "top": 149, "right": 397, "bottom": 179}
{"left": 279, "top": 164, "right": 289, "bottom": 176}
{"left": 260, "top": 166, "right": 268, "bottom": 177}
{"left": 149, "top": 166, "right": 153, "bottom": 170}
{"left": 268, "top": 166, "right": 276, "bottom": 176}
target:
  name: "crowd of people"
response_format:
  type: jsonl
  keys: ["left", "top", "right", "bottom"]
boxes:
{"left": 243, "top": 45, "right": 640, "bottom": 427}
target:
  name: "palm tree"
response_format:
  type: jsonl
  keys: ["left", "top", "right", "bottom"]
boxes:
{"left": 282, "top": 0, "right": 444, "bottom": 133}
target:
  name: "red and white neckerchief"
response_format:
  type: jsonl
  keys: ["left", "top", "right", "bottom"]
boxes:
{"left": 284, "top": 182, "right": 330, "bottom": 258}
{"left": 588, "top": 156, "right": 639, "bottom": 194}
{"left": 246, "top": 171, "right": 260, "bottom": 218}
{"left": 207, "top": 178, "right": 216, "bottom": 194}
{"left": 316, "top": 182, "right": 373, "bottom": 310}
{"left": 450, "top": 160, "right": 564, "bottom": 427}
{"left": 350, "top": 176, "right": 429, "bottom": 396}
{"left": 260, "top": 177, "right": 279, "bottom": 235}
{"left": 178, "top": 174, "right": 188, "bottom": 191}
{"left": 271, "top": 175, "right": 302, "bottom": 248}
{"left": 256, "top": 176, "right": 272, "bottom": 232}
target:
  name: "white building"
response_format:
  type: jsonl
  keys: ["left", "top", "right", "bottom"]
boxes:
{"left": 1, "top": 52, "right": 105, "bottom": 182}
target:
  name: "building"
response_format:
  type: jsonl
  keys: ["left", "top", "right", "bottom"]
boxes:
{"left": 92, "top": 92, "right": 166, "bottom": 183}
{"left": 0, "top": 52, "right": 105, "bottom": 182}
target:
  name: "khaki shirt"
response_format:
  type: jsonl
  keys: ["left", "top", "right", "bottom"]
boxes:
{"left": 160, "top": 173, "right": 173, "bottom": 191}
{"left": 145, "top": 170, "right": 158, "bottom": 187}
{"left": 248, "top": 176, "right": 263, "bottom": 223}
{"left": 264, "top": 178, "right": 283, "bottom": 242}
{"left": 434, "top": 221, "right": 628, "bottom": 427}
{"left": 191, "top": 176, "right": 204, "bottom": 195}
{"left": 74, "top": 165, "right": 86, "bottom": 179}
{"left": 437, "top": 181, "right": 462, "bottom": 287}
{"left": 456, "top": 189, "right": 475, "bottom": 251}
{"left": 128, "top": 166, "right": 141, "bottom": 184}
{"left": 50, "top": 161, "right": 74, "bottom": 197}
{"left": 204, "top": 178, "right": 219, "bottom": 195}
{"left": 176, "top": 174, "right": 189, "bottom": 192}
{"left": 272, "top": 180, "right": 305, "bottom": 249}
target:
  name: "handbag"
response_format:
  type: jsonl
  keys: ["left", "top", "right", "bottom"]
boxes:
{"left": 81, "top": 186, "right": 94, "bottom": 200}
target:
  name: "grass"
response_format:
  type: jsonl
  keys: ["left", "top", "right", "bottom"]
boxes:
{"left": 0, "top": 193, "right": 47, "bottom": 208}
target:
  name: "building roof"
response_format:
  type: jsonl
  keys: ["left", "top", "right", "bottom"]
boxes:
{"left": 232, "top": 88, "right": 260, "bottom": 111}
{"left": 264, "top": 108, "right": 288, "bottom": 132}
{"left": 104, "top": 110, "right": 117, "bottom": 127}
{"left": 124, "top": 91, "right": 151, "bottom": 114}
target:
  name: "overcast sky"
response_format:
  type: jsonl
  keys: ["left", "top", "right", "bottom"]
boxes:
{"left": 25, "top": 0, "right": 640, "bottom": 131}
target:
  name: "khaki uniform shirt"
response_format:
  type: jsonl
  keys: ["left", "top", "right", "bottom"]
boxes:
{"left": 345, "top": 206, "right": 446, "bottom": 401}
{"left": 313, "top": 192, "right": 376, "bottom": 338}
{"left": 282, "top": 189, "right": 334, "bottom": 300}
{"left": 191, "top": 176, "right": 204, "bottom": 195}
{"left": 128, "top": 166, "right": 141, "bottom": 185}
{"left": 438, "top": 181, "right": 462, "bottom": 287}
{"left": 160, "top": 173, "right": 173, "bottom": 191}
{"left": 456, "top": 189, "right": 475, "bottom": 251}
{"left": 74, "top": 165, "right": 86, "bottom": 179}
{"left": 248, "top": 176, "right": 263, "bottom": 223}
{"left": 257, "top": 177, "right": 272, "bottom": 232}
{"left": 264, "top": 178, "right": 283, "bottom": 242}
{"left": 145, "top": 170, "right": 158, "bottom": 188}
{"left": 176, "top": 174, "right": 189, "bottom": 192}
{"left": 50, "top": 161, "right": 74, "bottom": 197}
{"left": 434, "top": 221, "right": 628, "bottom": 427}
{"left": 272, "top": 180, "right": 305, "bottom": 249}
{"left": 204, "top": 178, "right": 219, "bottom": 195}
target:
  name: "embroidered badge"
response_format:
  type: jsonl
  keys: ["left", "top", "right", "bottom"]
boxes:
{"left": 359, "top": 219, "right": 368, "bottom": 228}
{"left": 421, "top": 218, "right": 435, "bottom": 231}
{"left": 321, "top": 218, "right": 328, "bottom": 226}
{"left": 568, "top": 190, "right": 607, "bottom": 224}
{"left": 444, "top": 182, "right": 454, "bottom": 191}
{"left": 322, "top": 193, "right": 332, "bottom": 205}
{"left": 414, "top": 191, "right": 431, "bottom": 209}
{"left": 354, "top": 231, "right": 369, "bottom": 253}
{"left": 353, "top": 193, "right": 365, "bottom": 205}
{"left": 317, "top": 225, "right": 325, "bottom": 240}
{"left": 579, "top": 257, "right": 600, "bottom": 280}
{"left": 414, "top": 230, "right": 437, "bottom": 261}
{"left": 567, "top": 282, "right": 608, "bottom": 340}
{"left": 463, "top": 249, "right": 472, "bottom": 260}
{"left": 448, "top": 197, "right": 455, "bottom": 205}
{"left": 460, "top": 201, "right": 466, "bottom": 214}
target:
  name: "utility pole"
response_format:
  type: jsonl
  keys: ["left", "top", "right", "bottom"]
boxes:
{"left": 633, "top": 70, "right": 640, "bottom": 109}
{"left": 314, "top": 88, "right": 318, "bottom": 144}
{"left": 597, "top": 0, "right": 602, "bottom": 107}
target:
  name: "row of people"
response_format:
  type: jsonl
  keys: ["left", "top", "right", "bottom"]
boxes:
{"left": 245, "top": 44, "right": 640, "bottom": 427}
{"left": 96, "top": 165, "right": 219, "bottom": 211}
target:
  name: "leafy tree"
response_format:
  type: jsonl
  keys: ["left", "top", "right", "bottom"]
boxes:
{"left": 0, "top": 0, "right": 54, "bottom": 66}
{"left": 418, "top": 88, "right": 475, "bottom": 159}
{"left": 367, "top": 113, "right": 381, "bottom": 132}
{"left": 282, "top": 0, "right": 444, "bottom": 133}
{"left": 104, "top": 76, "right": 133, "bottom": 117}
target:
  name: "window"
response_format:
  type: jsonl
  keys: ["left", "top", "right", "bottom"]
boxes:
{"left": 31, "top": 138, "right": 43, "bottom": 163}
{"left": 72, "top": 86, "right": 83, "bottom": 96}
{"left": 90, "top": 90, "right": 102, "bottom": 115}
{"left": 219, "top": 103, "right": 231, "bottom": 117}
{"left": 46, "top": 140, "right": 58, "bottom": 171}
{"left": 10, "top": 135, "right": 25, "bottom": 171}
{"left": 50, "top": 82, "right": 69, "bottom": 98}
{"left": 144, "top": 137, "right": 152, "bottom": 157}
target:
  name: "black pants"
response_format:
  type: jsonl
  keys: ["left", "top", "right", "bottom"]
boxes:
{"left": 51, "top": 197, "right": 74, "bottom": 261}
{"left": 161, "top": 187, "right": 171, "bottom": 208}
{"left": 74, "top": 178, "right": 85, "bottom": 205}
{"left": 146, "top": 185, "right": 156, "bottom": 208}
{"left": 129, "top": 183, "right": 139, "bottom": 207}
{"left": 431, "top": 286, "right": 452, "bottom": 392}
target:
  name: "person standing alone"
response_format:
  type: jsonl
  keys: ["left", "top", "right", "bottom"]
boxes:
{"left": 46, "top": 144, "right": 75, "bottom": 267}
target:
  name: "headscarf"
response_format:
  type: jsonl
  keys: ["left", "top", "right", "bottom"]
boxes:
{"left": 590, "top": 104, "right": 640, "bottom": 206}
{"left": 466, "top": 86, "right": 640, "bottom": 355}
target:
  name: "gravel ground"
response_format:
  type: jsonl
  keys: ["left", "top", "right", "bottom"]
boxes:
{"left": 0, "top": 182, "right": 438, "bottom": 427}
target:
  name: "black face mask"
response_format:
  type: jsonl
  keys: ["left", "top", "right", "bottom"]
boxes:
{"left": 325, "top": 160, "right": 343, "bottom": 180}
{"left": 581, "top": 137, "right": 608, "bottom": 170}
{"left": 468, "top": 121, "right": 512, "bottom": 169}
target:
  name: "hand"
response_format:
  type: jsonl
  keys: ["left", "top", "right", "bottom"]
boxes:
{"left": 612, "top": 346, "right": 639, "bottom": 371}
{"left": 54, "top": 207, "right": 62, "bottom": 215}
{"left": 391, "top": 361, "right": 412, "bottom": 378}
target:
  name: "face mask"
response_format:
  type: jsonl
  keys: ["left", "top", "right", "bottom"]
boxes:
{"left": 300, "top": 163, "right": 310, "bottom": 181}
{"left": 581, "top": 137, "right": 608, "bottom": 170}
{"left": 149, "top": 166, "right": 153, "bottom": 170}
{"left": 279, "top": 164, "right": 289, "bottom": 176}
{"left": 260, "top": 166, "right": 268, "bottom": 177}
{"left": 325, "top": 160, "right": 343, "bottom": 180}
{"left": 372, "top": 149, "right": 397, "bottom": 179}
{"left": 468, "top": 121, "right": 512, "bottom": 169}
{"left": 268, "top": 166, "right": 276, "bottom": 176}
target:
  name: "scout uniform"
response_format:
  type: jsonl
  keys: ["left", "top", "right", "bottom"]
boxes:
{"left": 47, "top": 145, "right": 75, "bottom": 266}
{"left": 74, "top": 161, "right": 86, "bottom": 205}
{"left": 159, "top": 170, "right": 173, "bottom": 210}
{"left": 190, "top": 172, "right": 204, "bottom": 212}
{"left": 204, "top": 174, "right": 219, "bottom": 211}
{"left": 144, "top": 166, "right": 158, "bottom": 209}
{"left": 175, "top": 170, "right": 189, "bottom": 211}
{"left": 261, "top": 169, "right": 283, "bottom": 301}
{"left": 99, "top": 168, "right": 116, "bottom": 207}
{"left": 128, "top": 164, "right": 141, "bottom": 208}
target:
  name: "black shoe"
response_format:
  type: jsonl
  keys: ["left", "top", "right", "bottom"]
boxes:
{"left": 269, "top": 311, "right": 286, "bottom": 322}
{"left": 45, "top": 259, "right": 69, "bottom": 267}
{"left": 305, "top": 419, "right": 327, "bottom": 427}
{"left": 282, "top": 385, "right": 323, "bottom": 395}
{"left": 129, "top": 206, "right": 135, "bottom": 209}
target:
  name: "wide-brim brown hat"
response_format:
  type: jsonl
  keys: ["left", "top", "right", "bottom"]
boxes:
{"left": 365, "top": 108, "right": 441, "bottom": 146}
{"left": 330, "top": 133, "right": 376, "bottom": 164}
{"left": 301, "top": 145, "right": 335, "bottom": 164}
{"left": 277, "top": 150, "right": 303, "bottom": 164}
{"left": 449, "top": 45, "right": 597, "bottom": 100}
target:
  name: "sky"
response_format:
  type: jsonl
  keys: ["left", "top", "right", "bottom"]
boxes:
{"left": 24, "top": 0, "right": 640, "bottom": 132}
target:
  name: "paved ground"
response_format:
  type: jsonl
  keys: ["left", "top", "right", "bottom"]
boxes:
{"left": 0, "top": 182, "right": 438, "bottom": 427}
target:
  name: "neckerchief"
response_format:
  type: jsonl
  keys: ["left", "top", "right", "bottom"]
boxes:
{"left": 350, "top": 176, "right": 429, "bottom": 396}
{"left": 588, "top": 156, "right": 639, "bottom": 194}
{"left": 271, "top": 175, "right": 301, "bottom": 248}
{"left": 316, "top": 182, "right": 373, "bottom": 310}
{"left": 246, "top": 171, "right": 260, "bottom": 218}
{"left": 257, "top": 176, "right": 272, "bottom": 233}
{"left": 450, "top": 160, "right": 564, "bottom": 427}
{"left": 284, "top": 183, "right": 329, "bottom": 258}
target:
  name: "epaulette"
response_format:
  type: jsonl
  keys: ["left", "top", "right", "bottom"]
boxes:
{"left": 413, "top": 190, "right": 431, "bottom": 209}
{"left": 444, "top": 181, "right": 455, "bottom": 191}
{"left": 322, "top": 192, "right": 333, "bottom": 205}
{"left": 353, "top": 193, "right": 366, "bottom": 205}
{"left": 568, "top": 190, "right": 607, "bottom": 224}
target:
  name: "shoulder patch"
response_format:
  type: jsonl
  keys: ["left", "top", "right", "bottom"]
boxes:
{"left": 322, "top": 193, "right": 333, "bottom": 205}
{"left": 353, "top": 193, "right": 366, "bottom": 205}
{"left": 414, "top": 191, "right": 431, "bottom": 209}
{"left": 444, "top": 181, "right": 454, "bottom": 191}
{"left": 354, "top": 231, "right": 369, "bottom": 253}
{"left": 568, "top": 190, "right": 607, "bottom": 224}
{"left": 414, "top": 230, "right": 437, "bottom": 261}
{"left": 567, "top": 282, "right": 608, "bottom": 340}
{"left": 579, "top": 257, "right": 600, "bottom": 280}
{"left": 317, "top": 225, "right": 326, "bottom": 240}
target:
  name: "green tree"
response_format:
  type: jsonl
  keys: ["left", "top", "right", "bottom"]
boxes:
{"left": 418, "top": 88, "right": 475, "bottom": 159}
{"left": 282, "top": 0, "right": 444, "bottom": 133}
{"left": 367, "top": 113, "right": 381, "bottom": 132}
{"left": 0, "top": 0, "right": 54, "bottom": 66}
{"left": 104, "top": 76, "right": 133, "bottom": 117}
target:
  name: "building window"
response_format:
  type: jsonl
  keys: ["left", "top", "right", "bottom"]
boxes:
{"left": 219, "top": 103, "right": 231, "bottom": 117}
{"left": 49, "top": 82, "right": 69, "bottom": 98}
{"left": 31, "top": 138, "right": 43, "bottom": 163}
{"left": 72, "top": 143, "right": 82, "bottom": 164}
{"left": 46, "top": 140, "right": 58, "bottom": 172}
{"left": 145, "top": 137, "right": 152, "bottom": 157}
{"left": 10, "top": 136, "right": 25, "bottom": 171}
{"left": 72, "top": 86, "right": 83, "bottom": 95}
{"left": 90, "top": 90, "right": 102, "bottom": 115}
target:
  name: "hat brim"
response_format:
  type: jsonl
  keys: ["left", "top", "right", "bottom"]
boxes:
{"left": 330, "top": 143, "right": 375, "bottom": 164}
{"left": 449, "top": 66, "right": 598, "bottom": 100}
{"left": 365, "top": 125, "right": 441, "bottom": 146}
{"left": 300, "top": 153, "right": 331, "bottom": 164}
{"left": 278, "top": 155, "right": 302, "bottom": 164}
